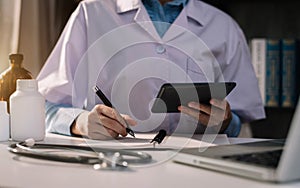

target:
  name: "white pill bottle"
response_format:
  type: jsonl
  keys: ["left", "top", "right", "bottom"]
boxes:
{"left": 0, "top": 101, "right": 10, "bottom": 141}
{"left": 10, "top": 79, "right": 45, "bottom": 141}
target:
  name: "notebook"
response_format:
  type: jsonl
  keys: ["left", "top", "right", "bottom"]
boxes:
{"left": 173, "top": 97, "right": 300, "bottom": 183}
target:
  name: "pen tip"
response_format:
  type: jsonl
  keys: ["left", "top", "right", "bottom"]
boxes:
{"left": 126, "top": 128, "right": 135, "bottom": 138}
{"left": 130, "top": 132, "right": 135, "bottom": 138}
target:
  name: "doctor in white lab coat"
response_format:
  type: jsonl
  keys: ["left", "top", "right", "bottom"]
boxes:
{"left": 37, "top": 0, "right": 265, "bottom": 140}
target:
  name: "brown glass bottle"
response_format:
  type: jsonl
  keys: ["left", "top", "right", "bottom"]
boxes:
{"left": 0, "top": 54, "right": 32, "bottom": 112}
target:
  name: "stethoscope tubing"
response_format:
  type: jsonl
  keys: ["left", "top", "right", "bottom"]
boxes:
{"left": 8, "top": 142, "right": 152, "bottom": 165}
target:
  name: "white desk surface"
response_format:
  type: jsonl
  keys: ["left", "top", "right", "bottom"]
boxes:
{"left": 1, "top": 133, "right": 299, "bottom": 188}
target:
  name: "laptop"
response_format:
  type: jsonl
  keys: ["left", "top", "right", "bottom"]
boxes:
{"left": 173, "top": 97, "right": 300, "bottom": 183}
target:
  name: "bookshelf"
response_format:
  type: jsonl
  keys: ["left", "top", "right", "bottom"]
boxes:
{"left": 203, "top": 0, "right": 300, "bottom": 138}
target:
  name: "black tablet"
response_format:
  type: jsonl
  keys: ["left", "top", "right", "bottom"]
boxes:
{"left": 151, "top": 82, "right": 236, "bottom": 113}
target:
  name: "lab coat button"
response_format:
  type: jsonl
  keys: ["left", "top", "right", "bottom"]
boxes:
{"left": 156, "top": 45, "right": 165, "bottom": 54}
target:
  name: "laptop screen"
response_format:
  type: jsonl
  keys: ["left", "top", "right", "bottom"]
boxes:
{"left": 250, "top": 97, "right": 299, "bottom": 139}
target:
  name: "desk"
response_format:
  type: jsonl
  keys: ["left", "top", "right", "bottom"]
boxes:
{"left": 0, "top": 134, "right": 299, "bottom": 188}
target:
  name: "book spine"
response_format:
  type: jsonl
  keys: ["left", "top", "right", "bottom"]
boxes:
{"left": 250, "top": 38, "right": 266, "bottom": 105}
{"left": 265, "top": 39, "right": 281, "bottom": 107}
{"left": 281, "top": 39, "right": 297, "bottom": 107}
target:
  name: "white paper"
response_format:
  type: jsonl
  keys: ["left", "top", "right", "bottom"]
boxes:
{"left": 78, "top": 133, "right": 229, "bottom": 150}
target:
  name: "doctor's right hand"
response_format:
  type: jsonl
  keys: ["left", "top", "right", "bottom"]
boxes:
{"left": 71, "top": 104, "right": 137, "bottom": 140}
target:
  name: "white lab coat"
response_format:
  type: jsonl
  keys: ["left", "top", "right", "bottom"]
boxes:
{"left": 37, "top": 0, "right": 265, "bottom": 134}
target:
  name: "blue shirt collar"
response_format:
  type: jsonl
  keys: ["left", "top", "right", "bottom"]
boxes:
{"left": 115, "top": 0, "right": 206, "bottom": 26}
{"left": 143, "top": 0, "right": 188, "bottom": 7}
{"left": 142, "top": 0, "right": 189, "bottom": 37}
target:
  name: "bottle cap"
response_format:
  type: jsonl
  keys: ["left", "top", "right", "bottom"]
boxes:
{"left": 0, "top": 101, "right": 8, "bottom": 114}
{"left": 16, "top": 79, "right": 38, "bottom": 91}
{"left": 9, "top": 54, "right": 23, "bottom": 62}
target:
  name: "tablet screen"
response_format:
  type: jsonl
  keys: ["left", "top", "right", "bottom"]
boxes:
{"left": 151, "top": 82, "right": 236, "bottom": 113}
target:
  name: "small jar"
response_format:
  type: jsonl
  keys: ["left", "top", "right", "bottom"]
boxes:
{"left": 10, "top": 79, "right": 45, "bottom": 141}
{"left": 0, "top": 54, "right": 32, "bottom": 112}
{"left": 0, "top": 101, "right": 9, "bottom": 141}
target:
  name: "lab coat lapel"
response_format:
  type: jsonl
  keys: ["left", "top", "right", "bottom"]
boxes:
{"left": 162, "top": 6, "right": 189, "bottom": 42}
{"left": 115, "top": 0, "right": 161, "bottom": 41}
{"left": 133, "top": 4, "right": 162, "bottom": 42}
{"left": 115, "top": 0, "right": 139, "bottom": 13}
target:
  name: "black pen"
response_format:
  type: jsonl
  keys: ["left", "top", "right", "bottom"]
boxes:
{"left": 150, "top": 129, "right": 167, "bottom": 148}
{"left": 93, "top": 85, "right": 135, "bottom": 138}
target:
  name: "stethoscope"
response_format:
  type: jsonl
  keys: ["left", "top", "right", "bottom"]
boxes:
{"left": 8, "top": 138, "right": 153, "bottom": 170}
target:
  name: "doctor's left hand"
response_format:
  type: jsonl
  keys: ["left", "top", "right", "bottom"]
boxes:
{"left": 71, "top": 104, "right": 137, "bottom": 140}
{"left": 178, "top": 98, "right": 232, "bottom": 133}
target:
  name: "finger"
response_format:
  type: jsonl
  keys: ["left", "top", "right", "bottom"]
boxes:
{"left": 179, "top": 106, "right": 224, "bottom": 126}
{"left": 91, "top": 123, "right": 120, "bottom": 139}
{"left": 211, "top": 99, "right": 232, "bottom": 123}
{"left": 106, "top": 128, "right": 119, "bottom": 138}
{"left": 92, "top": 105, "right": 127, "bottom": 136}
{"left": 178, "top": 106, "right": 210, "bottom": 125}
{"left": 210, "top": 99, "right": 232, "bottom": 120}
{"left": 96, "top": 105, "right": 130, "bottom": 129}
{"left": 99, "top": 115, "right": 127, "bottom": 137}
{"left": 121, "top": 114, "right": 137, "bottom": 126}
{"left": 95, "top": 104, "right": 119, "bottom": 121}
{"left": 94, "top": 105, "right": 124, "bottom": 127}
{"left": 87, "top": 123, "right": 117, "bottom": 140}
{"left": 188, "top": 101, "right": 211, "bottom": 115}
{"left": 210, "top": 99, "right": 227, "bottom": 110}
{"left": 88, "top": 130, "right": 117, "bottom": 140}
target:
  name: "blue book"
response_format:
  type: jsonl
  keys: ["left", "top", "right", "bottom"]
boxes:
{"left": 265, "top": 39, "right": 281, "bottom": 107}
{"left": 281, "top": 39, "right": 297, "bottom": 108}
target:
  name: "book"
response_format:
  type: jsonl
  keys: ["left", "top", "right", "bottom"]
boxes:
{"left": 265, "top": 39, "right": 281, "bottom": 107}
{"left": 250, "top": 38, "right": 267, "bottom": 105}
{"left": 281, "top": 39, "right": 298, "bottom": 108}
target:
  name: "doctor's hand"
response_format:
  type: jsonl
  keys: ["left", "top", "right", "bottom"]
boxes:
{"left": 178, "top": 99, "right": 232, "bottom": 133}
{"left": 71, "top": 104, "right": 137, "bottom": 140}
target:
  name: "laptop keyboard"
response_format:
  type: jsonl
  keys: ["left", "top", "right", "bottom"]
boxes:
{"left": 222, "top": 149, "right": 283, "bottom": 168}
